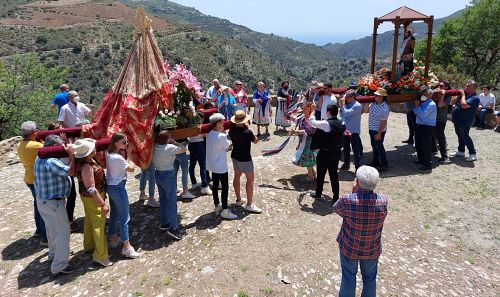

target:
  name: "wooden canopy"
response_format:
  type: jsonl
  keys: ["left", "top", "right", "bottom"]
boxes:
{"left": 370, "top": 6, "right": 434, "bottom": 80}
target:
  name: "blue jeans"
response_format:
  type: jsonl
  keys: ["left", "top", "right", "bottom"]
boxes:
{"left": 188, "top": 141, "right": 208, "bottom": 187}
{"left": 454, "top": 124, "right": 476, "bottom": 154}
{"left": 478, "top": 108, "right": 493, "bottom": 127}
{"left": 139, "top": 162, "right": 156, "bottom": 197}
{"left": 27, "top": 183, "right": 47, "bottom": 240}
{"left": 174, "top": 152, "right": 189, "bottom": 190}
{"left": 155, "top": 170, "right": 178, "bottom": 229}
{"left": 343, "top": 133, "right": 362, "bottom": 168}
{"left": 107, "top": 180, "right": 130, "bottom": 242}
{"left": 368, "top": 130, "right": 387, "bottom": 167}
{"left": 339, "top": 252, "right": 379, "bottom": 297}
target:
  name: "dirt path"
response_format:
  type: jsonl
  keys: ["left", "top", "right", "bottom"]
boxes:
{"left": 0, "top": 111, "right": 498, "bottom": 296}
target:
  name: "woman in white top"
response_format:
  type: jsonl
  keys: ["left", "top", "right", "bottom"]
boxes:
{"left": 206, "top": 113, "right": 238, "bottom": 220}
{"left": 153, "top": 130, "right": 188, "bottom": 240}
{"left": 105, "top": 132, "right": 140, "bottom": 258}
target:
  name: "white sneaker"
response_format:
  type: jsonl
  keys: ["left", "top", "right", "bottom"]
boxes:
{"left": 181, "top": 191, "right": 195, "bottom": 199}
{"left": 147, "top": 198, "right": 160, "bottom": 208}
{"left": 220, "top": 209, "right": 238, "bottom": 220}
{"left": 450, "top": 150, "right": 465, "bottom": 157}
{"left": 244, "top": 204, "right": 262, "bottom": 213}
{"left": 121, "top": 246, "right": 140, "bottom": 259}
{"left": 214, "top": 204, "right": 222, "bottom": 214}
{"left": 190, "top": 182, "right": 202, "bottom": 190}
{"left": 94, "top": 258, "right": 113, "bottom": 267}
{"left": 201, "top": 187, "right": 212, "bottom": 195}
{"left": 466, "top": 154, "right": 477, "bottom": 162}
{"left": 139, "top": 193, "right": 148, "bottom": 200}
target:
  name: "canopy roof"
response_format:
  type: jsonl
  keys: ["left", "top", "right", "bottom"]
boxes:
{"left": 379, "top": 6, "right": 430, "bottom": 21}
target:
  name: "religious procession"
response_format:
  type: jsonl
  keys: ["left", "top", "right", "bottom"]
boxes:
{"left": 4, "top": 2, "right": 499, "bottom": 297}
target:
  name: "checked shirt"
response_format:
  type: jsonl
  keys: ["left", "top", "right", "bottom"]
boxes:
{"left": 34, "top": 157, "right": 71, "bottom": 200}
{"left": 333, "top": 189, "right": 388, "bottom": 260}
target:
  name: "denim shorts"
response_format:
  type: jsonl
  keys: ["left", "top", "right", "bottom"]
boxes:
{"left": 232, "top": 158, "right": 254, "bottom": 173}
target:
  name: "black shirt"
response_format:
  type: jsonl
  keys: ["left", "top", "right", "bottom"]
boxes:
{"left": 228, "top": 126, "right": 255, "bottom": 162}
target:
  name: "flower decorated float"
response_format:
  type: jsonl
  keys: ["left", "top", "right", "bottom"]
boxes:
{"left": 37, "top": 8, "right": 225, "bottom": 167}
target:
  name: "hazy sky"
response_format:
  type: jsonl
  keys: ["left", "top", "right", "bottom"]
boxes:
{"left": 169, "top": 0, "right": 471, "bottom": 45}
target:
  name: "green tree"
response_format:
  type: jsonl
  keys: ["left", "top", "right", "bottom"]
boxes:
{"left": 430, "top": 0, "right": 499, "bottom": 86}
{"left": 0, "top": 55, "right": 68, "bottom": 140}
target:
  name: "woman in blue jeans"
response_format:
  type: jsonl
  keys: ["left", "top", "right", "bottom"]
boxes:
{"left": 105, "top": 133, "right": 140, "bottom": 258}
{"left": 364, "top": 88, "right": 390, "bottom": 172}
{"left": 139, "top": 162, "right": 160, "bottom": 207}
{"left": 173, "top": 140, "right": 195, "bottom": 199}
{"left": 154, "top": 130, "right": 187, "bottom": 240}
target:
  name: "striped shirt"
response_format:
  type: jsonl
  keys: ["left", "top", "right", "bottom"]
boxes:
{"left": 34, "top": 157, "right": 71, "bottom": 200}
{"left": 333, "top": 189, "right": 388, "bottom": 260}
{"left": 368, "top": 101, "right": 389, "bottom": 132}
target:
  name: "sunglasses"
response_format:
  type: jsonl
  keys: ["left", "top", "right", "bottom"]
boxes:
{"left": 121, "top": 139, "right": 128, "bottom": 145}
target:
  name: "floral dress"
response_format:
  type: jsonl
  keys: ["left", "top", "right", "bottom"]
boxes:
{"left": 292, "top": 116, "right": 317, "bottom": 167}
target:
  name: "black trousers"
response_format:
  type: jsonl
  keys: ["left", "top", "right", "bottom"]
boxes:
{"left": 315, "top": 150, "right": 341, "bottom": 201}
{"left": 212, "top": 172, "right": 228, "bottom": 209}
{"left": 432, "top": 121, "right": 447, "bottom": 157}
{"left": 406, "top": 111, "right": 416, "bottom": 142}
{"left": 415, "top": 124, "right": 434, "bottom": 167}
{"left": 66, "top": 176, "right": 76, "bottom": 222}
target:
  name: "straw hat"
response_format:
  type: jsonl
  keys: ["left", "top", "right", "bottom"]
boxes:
{"left": 231, "top": 110, "right": 251, "bottom": 124}
{"left": 73, "top": 138, "right": 96, "bottom": 159}
{"left": 374, "top": 88, "right": 388, "bottom": 97}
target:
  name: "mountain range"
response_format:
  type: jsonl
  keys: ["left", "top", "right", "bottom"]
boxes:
{"left": 0, "top": 0, "right": 462, "bottom": 103}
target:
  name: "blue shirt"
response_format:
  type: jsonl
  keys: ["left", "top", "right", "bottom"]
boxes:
{"left": 414, "top": 99, "right": 437, "bottom": 126}
{"left": 34, "top": 157, "right": 71, "bottom": 200}
{"left": 217, "top": 94, "right": 236, "bottom": 120}
{"left": 451, "top": 93, "right": 480, "bottom": 126}
{"left": 52, "top": 91, "right": 69, "bottom": 114}
{"left": 341, "top": 101, "right": 362, "bottom": 134}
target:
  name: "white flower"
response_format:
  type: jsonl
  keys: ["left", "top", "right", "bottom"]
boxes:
{"left": 168, "top": 112, "right": 173, "bottom": 116}
{"left": 159, "top": 110, "right": 164, "bottom": 116}
{"left": 161, "top": 114, "right": 166, "bottom": 118}
{"left": 173, "top": 114, "right": 177, "bottom": 118}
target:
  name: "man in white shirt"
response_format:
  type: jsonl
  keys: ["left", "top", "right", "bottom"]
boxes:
{"left": 319, "top": 83, "right": 338, "bottom": 120}
{"left": 58, "top": 91, "right": 91, "bottom": 128}
{"left": 205, "top": 79, "right": 221, "bottom": 104}
{"left": 475, "top": 85, "right": 496, "bottom": 128}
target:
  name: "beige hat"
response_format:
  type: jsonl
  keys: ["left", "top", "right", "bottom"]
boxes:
{"left": 73, "top": 138, "right": 96, "bottom": 159}
{"left": 374, "top": 88, "right": 388, "bottom": 97}
{"left": 230, "top": 110, "right": 251, "bottom": 124}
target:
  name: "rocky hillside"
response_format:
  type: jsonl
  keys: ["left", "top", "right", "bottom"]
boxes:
{"left": 0, "top": 0, "right": 368, "bottom": 105}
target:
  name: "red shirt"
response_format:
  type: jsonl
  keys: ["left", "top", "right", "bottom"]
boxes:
{"left": 333, "top": 189, "right": 388, "bottom": 260}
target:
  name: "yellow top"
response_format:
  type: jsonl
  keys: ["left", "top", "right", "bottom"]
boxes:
{"left": 17, "top": 140, "right": 43, "bottom": 184}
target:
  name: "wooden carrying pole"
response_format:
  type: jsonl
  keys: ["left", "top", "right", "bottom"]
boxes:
{"left": 424, "top": 15, "right": 434, "bottom": 76}
{"left": 390, "top": 16, "right": 401, "bottom": 81}
{"left": 370, "top": 18, "right": 379, "bottom": 73}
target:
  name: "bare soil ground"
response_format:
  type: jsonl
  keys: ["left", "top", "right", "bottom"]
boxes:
{"left": 0, "top": 2, "right": 171, "bottom": 31}
{"left": 0, "top": 111, "right": 498, "bottom": 296}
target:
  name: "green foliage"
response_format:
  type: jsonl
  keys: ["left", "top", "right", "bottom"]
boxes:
{"left": 431, "top": 0, "right": 499, "bottom": 86}
{"left": 0, "top": 55, "right": 68, "bottom": 140}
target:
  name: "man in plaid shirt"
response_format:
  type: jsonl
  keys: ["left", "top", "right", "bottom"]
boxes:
{"left": 34, "top": 135, "right": 76, "bottom": 275}
{"left": 332, "top": 165, "right": 388, "bottom": 297}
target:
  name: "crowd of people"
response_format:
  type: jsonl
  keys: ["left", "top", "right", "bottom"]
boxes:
{"left": 15, "top": 77, "right": 496, "bottom": 296}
